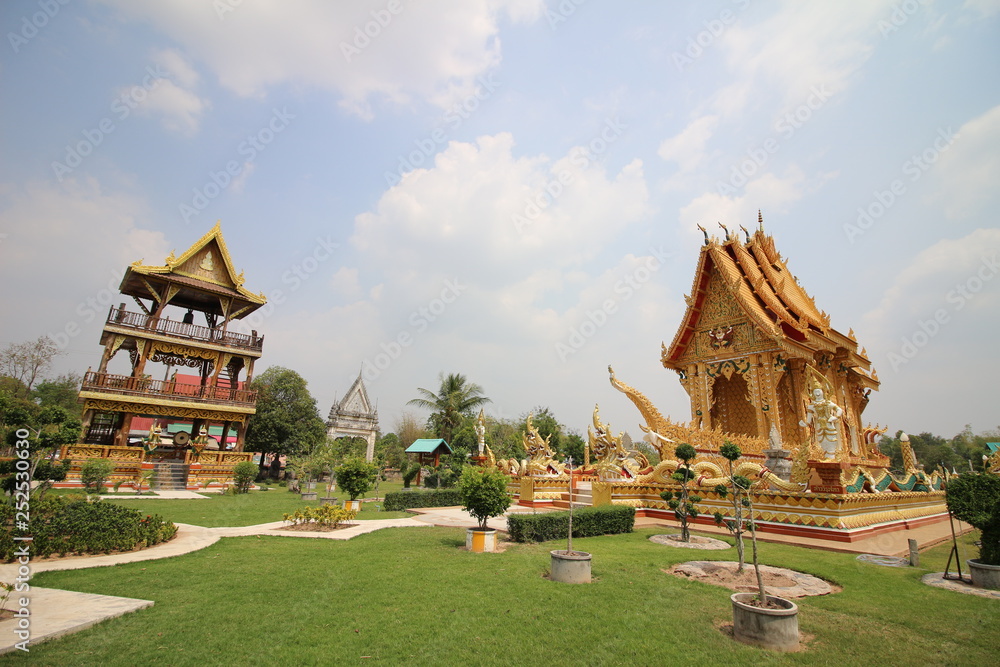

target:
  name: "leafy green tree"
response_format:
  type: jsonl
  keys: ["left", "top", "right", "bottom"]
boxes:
{"left": 336, "top": 457, "right": 379, "bottom": 501}
{"left": 660, "top": 443, "right": 701, "bottom": 542}
{"left": 374, "top": 432, "right": 404, "bottom": 469}
{"left": 946, "top": 472, "right": 1000, "bottom": 565}
{"left": 458, "top": 465, "right": 512, "bottom": 530}
{"left": 33, "top": 373, "right": 82, "bottom": 415}
{"left": 407, "top": 372, "right": 491, "bottom": 443}
{"left": 245, "top": 367, "right": 327, "bottom": 477}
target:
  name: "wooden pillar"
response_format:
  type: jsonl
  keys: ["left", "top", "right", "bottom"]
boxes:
{"left": 220, "top": 421, "right": 231, "bottom": 451}
{"left": 116, "top": 412, "right": 134, "bottom": 447}
{"left": 235, "top": 420, "right": 248, "bottom": 451}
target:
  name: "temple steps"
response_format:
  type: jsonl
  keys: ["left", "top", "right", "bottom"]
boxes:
{"left": 152, "top": 461, "right": 189, "bottom": 490}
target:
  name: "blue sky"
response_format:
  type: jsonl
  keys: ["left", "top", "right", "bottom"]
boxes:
{"left": 1, "top": 0, "right": 998, "bottom": 444}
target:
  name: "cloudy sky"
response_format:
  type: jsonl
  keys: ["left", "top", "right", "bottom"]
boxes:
{"left": 1, "top": 1, "right": 998, "bottom": 442}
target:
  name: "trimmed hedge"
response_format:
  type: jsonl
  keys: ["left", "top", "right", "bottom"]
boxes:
{"left": 0, "top": 496, "right": 177, "bottom": 561}
{"left": 507, "top": 505, "right": 635, "bottom": 543}
{"left": 383, "top": 489, "right": 463, "bottom": 511}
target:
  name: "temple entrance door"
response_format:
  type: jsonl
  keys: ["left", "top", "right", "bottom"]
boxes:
{"left": 709, "top": 372, "right": 758, "bottom": 437}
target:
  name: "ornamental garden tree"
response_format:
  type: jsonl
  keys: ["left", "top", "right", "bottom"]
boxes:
{"left": 661, "top": 443, "right": 701, "bottom": 542}
{"left": 336, "top": 457, "right": 379, "bottom": 503}
{"left": 945, "top": 471, "right": 1000, "bottom": 585}
{"left": 713, "top": 440, "right": 750, "bottom": 572}
{"left": 458, "top": 465, "right": 512, "bottom": 531}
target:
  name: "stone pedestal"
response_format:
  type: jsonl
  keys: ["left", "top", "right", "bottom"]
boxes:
{"left": 763, "top": 448, "right": 792, "bottom": 481}
{"left": 810, "top": 460, "right": 851, "bottom": 494}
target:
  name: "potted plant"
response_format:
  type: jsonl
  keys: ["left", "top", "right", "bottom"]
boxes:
{"left": 550, "top": 457, "right": 591, "bottom": 582}
{"left": 335, "top": 457, "right": 378, "bottom": 511}
{"left": 945, "top": 471, "right": 1000, "bottom": 589}
{"left": 458, "top": 465, "right": 511, "bottom": 553}
{"left": 715, "top": 442, "right": 799, "bottom": 651}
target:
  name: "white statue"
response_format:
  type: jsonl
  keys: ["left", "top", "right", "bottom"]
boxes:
{"left": 800, "top": 385, "right": 844, "bottom": 460}
{"left": 475, "top": 409, "right": 486, "bottom": 456}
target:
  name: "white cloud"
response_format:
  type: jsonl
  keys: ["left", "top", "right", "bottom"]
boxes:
{"left": 124, "top": 49, "right": 209, "bottom": 135}
{"left": 933, "top": 104, "right": 1000, "bottom": 219}
{"left": 716, "top": 1, "right": 895, "bottom": 119}
{"left": 658, "top": 114, "right": 719, "bottom": 171}
{"left": 96, "top": 0, "right": 544, "bottom": 118}
{"left": 0, "top": 179, "right": 168, "bottom": 355}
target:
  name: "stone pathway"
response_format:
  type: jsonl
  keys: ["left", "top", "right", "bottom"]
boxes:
{"left": 921, "top": 573, "right": 1000, "bottom": 600}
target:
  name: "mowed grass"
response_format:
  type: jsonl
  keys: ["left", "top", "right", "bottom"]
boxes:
{"left": 20, "top": 527, "right": 999, "bottom": 666}
{"left": 102, "top": 480, "right": 413, "bottom": 527}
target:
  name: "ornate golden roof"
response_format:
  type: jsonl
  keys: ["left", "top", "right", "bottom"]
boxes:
{"left": 127, "top": 222, "right": 266, "bottom": 306}
{"left": 663, "top": 219, "right": 872, "bottom": 374}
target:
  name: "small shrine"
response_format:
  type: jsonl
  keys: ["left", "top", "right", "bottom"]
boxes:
{"left": 326, "top": 373, "right": 380, "bottom": 461}
{"left": 58, "top": 223, "right": 266, "bottom": 491}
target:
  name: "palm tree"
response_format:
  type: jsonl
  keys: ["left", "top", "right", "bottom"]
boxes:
{"left": 407, "top": 373, "right": 491, "bottom": 443}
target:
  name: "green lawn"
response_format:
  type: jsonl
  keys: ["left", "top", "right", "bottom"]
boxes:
{"left": 19, "top": 527, "right": 998, "bottom": 665}
{"left": 102, "top": 480, "right": 413, "bottom": 527}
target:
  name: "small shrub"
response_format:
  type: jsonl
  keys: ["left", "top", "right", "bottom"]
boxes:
{"left": 458, "top": 466, "right": 511, "bottom": 530}
{"left": 232, "top": 461, "right": 258, "bottom": 494}
{"left": 282, "top": 504, "right": 357, "bottom": 529}
{"left": 335, "top": 458, "right": 378, "bottom": 501}
{"left": 507, "top": 505, "right": 635, "bottom": 543}
{"left": 383, "top": 489, "right": 463, "bottom": 511}
{"left": 80, "top": 459, "right": 115, "bottom": 493}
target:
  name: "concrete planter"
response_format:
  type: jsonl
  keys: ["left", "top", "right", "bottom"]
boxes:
{"left": 300, "top": 492, "right": 318, "bottom": 501}
{"left": 344, "top": 500, "right": 362, "bottom": 512}
{"left": 731, "top": 593, "right": 799, "bottom": 652}
{"left": 550, "top": 550, "right": 592, "bottom": 584}
{"left": 466, "top": 528, "right": 497, "bottom": 553}
{"left": 319, "top": 497, "right": 339, "bottom": 505}
{"left": 968, "top": 559, "right": 1000, "bottom": 590}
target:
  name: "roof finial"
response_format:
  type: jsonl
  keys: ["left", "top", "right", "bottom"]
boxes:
{"left": 718, "top": 222, "right": 730, "bottom": 241}
{"left": 757, "top": 209, "right": 764, "bottom": 230}
{"left": 696, "top": 224, "right": 708, "bottom": 245}
{"left": 739, "top": 225, "right": 750, "bottom": 244}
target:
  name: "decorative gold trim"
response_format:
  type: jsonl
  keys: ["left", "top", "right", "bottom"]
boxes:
{"left": 80, "top": 395, "right": 253, "bottom": 420}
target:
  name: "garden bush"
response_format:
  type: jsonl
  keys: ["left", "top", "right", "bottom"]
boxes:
{"left": 80, "top": 458, "right": 115, "bottom": 493}
{"left": 232, "top": 461, "right": 258, "bottom": 494}
{"left": 282, "top": 504, "right": 357, "bottom": 529}
{"left": 383, "top": 489, "right": 463, "bottom": 511}
{"left": 506, "top": 505, "right": 635, "bottom": 543}
{"left": 0, "top": 496, "right": 177, "bottom": 560}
